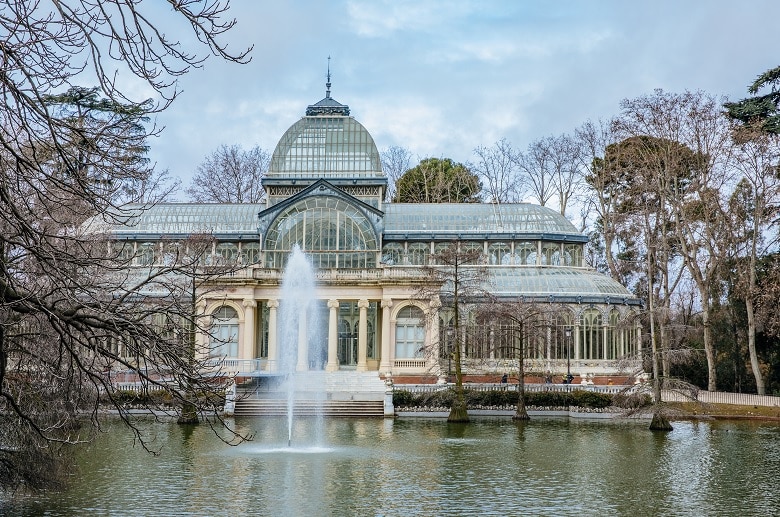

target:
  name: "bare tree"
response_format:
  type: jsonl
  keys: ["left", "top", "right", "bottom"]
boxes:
{"left": 546, "top": 133, "right": 583, "bottom": 216}
{"left": 517, "top": 138, "right": 556, "bottom": 207}
{"left": 0, "top": 0, "right": 250, "bottom": 490}
{"left": 421, "top": 242, "right": 491, "bottom": 423}
{"left": 186, "top": 144, "right": 269, "bottom": 203}
{"left": 380, "top": 145, "right": 413, "bottom": 203}
{"left": 471, "top": 138, "right": 522, "bottom": 203}
{"left": 473, "top": 301, "right": 562, "bottom": 421}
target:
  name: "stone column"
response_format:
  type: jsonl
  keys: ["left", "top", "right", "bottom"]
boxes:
{"left": 242, "top": 299, "right": 256, "bottom": 364}
{"left": 326, "top": 299, "right": 339, "bottom": 372}
{"left": 356, "top": 299, "right": 369, "bottom": 372}
{"left": 379, "top": 299, "right": 393, "bottom": 372}
{"left": 267, "top": 299, "right": 278, "bottom": 372}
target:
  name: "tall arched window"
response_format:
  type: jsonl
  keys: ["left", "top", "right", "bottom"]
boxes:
{"left": 395, "top": 305, "right": 425, "bottom": 359}
{"left": 381, "top": 242, "right": 404, "bottom": 265}
{"left": 541, "top": 242, "right": 561, "bottom": 265}
{"left": 138, "top": 242, "right": 157, "bottom": 266}
{"left": 240, "top": 242, "right": 261, "bottom": 264}
{"left": 211, "top": 306, "right": 239, "bottom": 358}
{"left": 488, "top": 242, "right": 510, "bottom": 265}
{"left": 579, "top": 308, "right": 603, "bottom": 360}
{"left": 516, "top": 242, "right": 536, "bottom": 265}
{"left": 606, "top": 309, "right": 621, "bottom": 360}
{"left": 407, "top": 243, "right": 429, "bottom": 265}
{"left": 263, "top": 196, "right": 379, "bottom": 269}
{"left": 564, "top": 244, "right": 582, "bottom": 267}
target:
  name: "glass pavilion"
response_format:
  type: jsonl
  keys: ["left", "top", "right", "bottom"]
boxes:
{"left": 105, "top": 87, "right": 642, "bottom": 384}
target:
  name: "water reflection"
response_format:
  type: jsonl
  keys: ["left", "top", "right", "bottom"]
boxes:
{"left": 2, "top": 417, "right": 779, "bottom": 516}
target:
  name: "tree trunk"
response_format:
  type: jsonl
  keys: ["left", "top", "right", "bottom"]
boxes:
{"left": 745, "top": 297, "right": 765, "bottom": 395}
{"left": 513, "top": 357, "right": 530, "bottom": 421}
{"left": 649, "top": 410, "right": 673, "bottom": 431}
{"left": 700, "top": 300, "right": 716, "bottom": 392}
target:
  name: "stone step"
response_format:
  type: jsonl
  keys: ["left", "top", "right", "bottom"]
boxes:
{"left": 234, "top": 399, "right": 384, "bottom": 417}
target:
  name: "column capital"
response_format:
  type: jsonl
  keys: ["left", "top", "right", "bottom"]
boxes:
{"left": 266, "top": 299, "right": 279, "bottom": 309}
{"left": 358, "top": 298, "right": 370, "bottom": 309}
{"left": 242, "top": 298, "right": 257, "bottom": 308}
{"left": 328, "top": 299, "right": 340, "bottom": 309}
{"left": 381, "top": 298, "right": 393, "bottom": 309}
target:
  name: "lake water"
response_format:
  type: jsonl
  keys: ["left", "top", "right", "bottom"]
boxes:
{"left": 3, "top": 416, "right": 779, "bottom": 516}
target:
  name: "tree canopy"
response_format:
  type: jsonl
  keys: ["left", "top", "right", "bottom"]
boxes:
{"left": 393, "top": 158, "right": 481, "bottom": 203}
{"left": 725, "top": 65, "right": 780, "bottom": 134}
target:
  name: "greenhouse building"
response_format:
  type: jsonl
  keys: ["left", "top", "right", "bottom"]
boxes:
{"left": 105, "top": 86, "right": 643, "bottom": 387}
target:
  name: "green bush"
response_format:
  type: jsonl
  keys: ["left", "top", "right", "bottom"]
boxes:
{"left": 393, "top": 387, "right": 625, "bottom": 409}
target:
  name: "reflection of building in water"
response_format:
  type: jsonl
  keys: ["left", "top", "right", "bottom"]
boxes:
{"left": 102, "top": 84, "right": 642, "bottom": 386}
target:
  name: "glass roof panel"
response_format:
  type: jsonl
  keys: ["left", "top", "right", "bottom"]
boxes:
{"left": 384, "top": 203, "right": 580, "bottom": 235}
{"left": 485, "top": 267, "right": 638, "bottom": 300}
{"left": 91, "top": 204, "right": 264, "bottom": 236}
{"left": 268, "top": 116, "right": 383, "bottom": 179}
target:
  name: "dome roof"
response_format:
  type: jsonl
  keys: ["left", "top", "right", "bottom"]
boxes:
{"left": 267, "top": 116, "right": 383, "bottom": 180}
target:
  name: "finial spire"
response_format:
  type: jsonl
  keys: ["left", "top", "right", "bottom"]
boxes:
{"left": 326, "top": 56, "right": 332, "bottom": 99}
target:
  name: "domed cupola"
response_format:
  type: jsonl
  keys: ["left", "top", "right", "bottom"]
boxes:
{"left": 263, "top": 64, "right": 386, "bottom": 209}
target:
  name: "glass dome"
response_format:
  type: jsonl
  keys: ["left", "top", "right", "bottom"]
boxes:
{"left": 267, "top": 116, "right": 384, "bottom": 180}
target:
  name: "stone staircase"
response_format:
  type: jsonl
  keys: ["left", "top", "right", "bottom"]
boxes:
{"left": 234, "top": 371, "right": 389, "bottom": 417}
{"left": 234, "top": 399, "right": 384, "bottom": 417}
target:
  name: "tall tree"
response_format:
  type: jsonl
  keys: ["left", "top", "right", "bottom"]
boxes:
{"left": 727, "top": 129, "right": 780, "bottom": 394}
{"left": 615, "top": 90, "right": 734, "bottom": 392}
{"left": 422, "top": 241, "right": 491, "bottom": 423}
{"left": 471, "top": 138, "right": 522, "bottom": 203}
{"left": 187, "top": 144, "right": 269, "bottom": 203}
{"left": 0, "top": 0, "right": 250, "bottom": 491}
{"left": 725, "top": 65, "right": 780, "bottom": 134}
{"left": 380, "top": 145, "right": 413, "bottom": 203}
{"left": 394, "top": 158, "right": 481, "bottom": 203}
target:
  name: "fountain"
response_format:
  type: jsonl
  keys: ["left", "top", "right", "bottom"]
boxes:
{"left": 277, "top": 245, "right": 325, "bottom": 447}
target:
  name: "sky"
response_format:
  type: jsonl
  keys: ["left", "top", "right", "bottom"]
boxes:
{"left": 140, "top": 0, "right": 780, "bottom": 196}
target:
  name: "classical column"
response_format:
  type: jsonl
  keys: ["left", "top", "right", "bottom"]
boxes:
{"left": 242, "top": 299, "right": 256, "bottom": 363}
{"left": 267, "top": 299, "right": 278, "bottom": 372}
{"left": 326, "top": 299, "right": 339, "bottom": 372}
{"left": 428, "top": 298, "right": 441, "bottom": 374}
{"left": 356, "top": 299, "right": 369, "bottom": 372}
{"left": 379, "top": 299, "right": 393, "bottom": 372}
{"left": 296, "top": 310, "right": 308, "bottom": 372}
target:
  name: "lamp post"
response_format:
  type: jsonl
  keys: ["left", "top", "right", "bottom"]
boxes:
{"left": 565, "top": 327, "right": 572, "bottom": 385}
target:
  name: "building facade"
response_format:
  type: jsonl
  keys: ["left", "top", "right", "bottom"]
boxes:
{"left": 107, "top": 88, "right": 643, "bottom": 384}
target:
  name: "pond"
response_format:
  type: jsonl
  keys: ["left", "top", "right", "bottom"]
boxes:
{"left": 3, "top": 416, "right": 779, "bottom": 516}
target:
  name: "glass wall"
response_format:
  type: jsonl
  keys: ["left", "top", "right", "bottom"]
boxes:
{"left": 264, "top": 196, "right": 379, "bottom": 269}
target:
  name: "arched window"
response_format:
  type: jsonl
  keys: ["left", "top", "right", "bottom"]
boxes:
{"left": 516, "top": 242, "right": 536, "bottom": 265}
{"left": 263, "top": 196, "right": 379, "bottom": 269}
{"left": 211, "top": 306, "right": 239, "bottom": 358}
{"left": 564, "top": 244, "right": 582, "bottom": 267}
{"left": 554, "top": 313, "right": 574, "bottom": 361}
{"left": 541, "top": 242, "right": 561, "bottom": 265}
{"left": 606, "top": 309, "right": 621, "bottom": 360}
{"left": 395, "top": 305, "right": 425, "bottom": 359}
{"left": 381, "top": 242, "right": 404, "bottom": 265}
{"left": 138, "top": 242, "right": 157, "bottom": 266}
{"left": 407, "top": 243, "right": 430, "bottom": 265}
{"left": 215, "top": 243, "right": 238, "bottom": 264}
{"left": 579, "top": 308, "right": 603, "bottom": 360}
{"left": 240, "top": 242, "right": 261, "bottom": 264}
{"left": 488, "top": 242, "right": 510, "bottom": 265}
